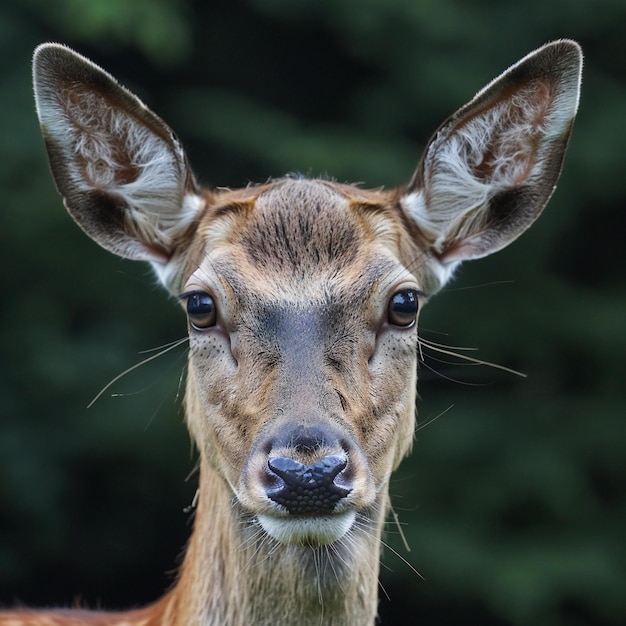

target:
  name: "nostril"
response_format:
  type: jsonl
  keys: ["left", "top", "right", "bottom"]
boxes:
{"left": 315, "top": 456, "right": 347, "bottom": 483}
{"left": 268, "top": 457, "right": 307, "bottom": 486}
{"left": 266, "top": 455, "right": 352, "bottom": 515}
{"left": 269, "top": 455, "right": 346, "bottom": 487}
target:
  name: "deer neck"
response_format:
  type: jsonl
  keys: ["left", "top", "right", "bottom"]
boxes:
{"left": 164, "top": 459, "right": 385, "bottom": 626}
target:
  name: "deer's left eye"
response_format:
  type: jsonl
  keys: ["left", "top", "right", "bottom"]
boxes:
{"left": 388, "top": 289, "right": 419, "bottom": 328}
{"left": 184, "top": 292, "right": 217, "bottom": 330}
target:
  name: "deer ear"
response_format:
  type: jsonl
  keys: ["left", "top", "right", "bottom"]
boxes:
{"left": 32, "top": 43, "right": 202, "bottom": 271}
{"left": 403, "top": 40, "right": 582, "bottom": 289}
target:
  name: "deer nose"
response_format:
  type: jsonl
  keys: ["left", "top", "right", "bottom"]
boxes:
{"left": 266, "top": 455, "right": 352, "bottom": 515}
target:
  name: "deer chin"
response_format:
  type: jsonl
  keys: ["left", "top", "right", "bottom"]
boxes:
{"left": 257, "top": 511, "right": 356, "bottom": 547}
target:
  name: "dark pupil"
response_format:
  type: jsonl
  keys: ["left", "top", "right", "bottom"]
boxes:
{"left": 392, "top": 290, "right": 417, "bottom": 316}
{"left": 188, "top": 293, "right": 213, "bottom": 316}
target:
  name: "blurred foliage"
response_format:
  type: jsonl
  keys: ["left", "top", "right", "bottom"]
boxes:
{"left": 0, "top": 0, "right": 624, "bottom": 624}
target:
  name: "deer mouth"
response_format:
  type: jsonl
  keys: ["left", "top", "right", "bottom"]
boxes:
{"left": 254, "top": 453, "right": 357, "bottom": 546}
{"left": 257, "top": 510, "right": 356, "bottom": 547}
{"left": 252, "top": 455, "right": 356, "bottom": 547}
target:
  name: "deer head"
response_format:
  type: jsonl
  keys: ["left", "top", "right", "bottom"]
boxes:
{"left": 26, "top": 40, "right": 581, "bottom": 625}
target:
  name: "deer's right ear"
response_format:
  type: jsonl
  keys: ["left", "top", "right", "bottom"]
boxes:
{"left": 32, "top": 44, "right": 203, "bottom": 274}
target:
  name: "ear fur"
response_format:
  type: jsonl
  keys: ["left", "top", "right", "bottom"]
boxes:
{"left": 32, "top": 43, "right": 202, "bottom": 281}
{"left": 403, "top": 40, "right": 582, "bottom": 291}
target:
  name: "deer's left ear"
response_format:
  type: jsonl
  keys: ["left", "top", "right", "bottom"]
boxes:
{"left": 32, "top": 43, "right": 203, "bottom": 275}
{"left": 403, "top": 40, "right": 582, "bottom": 288}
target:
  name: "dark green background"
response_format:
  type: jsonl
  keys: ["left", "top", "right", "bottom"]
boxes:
{"left": 1, "top": 1, "right": 624, "bottom": 624}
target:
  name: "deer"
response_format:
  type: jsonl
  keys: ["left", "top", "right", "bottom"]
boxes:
{"left": 1, "top": 40, "right": 581, "bottom": 625}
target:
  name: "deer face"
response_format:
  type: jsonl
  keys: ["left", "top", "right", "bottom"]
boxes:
{"left": 180, "top": 179, "right": 423, "bottom": 545}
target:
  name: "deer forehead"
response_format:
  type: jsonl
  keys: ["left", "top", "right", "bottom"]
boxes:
{"left": 188, "top": 178, "right": 419, "bottom": 306}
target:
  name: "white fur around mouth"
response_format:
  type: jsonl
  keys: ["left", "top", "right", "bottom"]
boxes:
{"left": 258, "top": 511, "right": 356, "bottom": 546}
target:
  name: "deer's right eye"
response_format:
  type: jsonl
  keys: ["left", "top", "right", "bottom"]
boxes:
{"left": 184, "top": 292, "right": 217, "bottom": 330}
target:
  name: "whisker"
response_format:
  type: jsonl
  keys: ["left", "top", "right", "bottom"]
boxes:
{"left": 325, "top": 544, "right": 348, "bottom": 596}
{"left": 388, "top": 503, "right": 411, "bottom": 553}
{"left": 379, "top": 537, "right": 425, "bottom": 581}
{"left": 419, "top": 336, "right": 480, "bottom": 352}
{"left": 137, "top": 337, "right": 190, "bottom": 354}
{"left": 418, "top": 358, "right": 489, "bottom": 386}
{"left": 442, "top": 279, "right": 515, "bottom": 292}
{"left": 419, "top": 339, "right": 526, "bottom": 378}
{"left": 420, "top": 352, "right": 479, "bottom": 367}
{"left": 175, "top": 362, "right": 188, "bottom": 405}
{"left": 416, "top": 404, "right": 454, "bottom": 433}
{"left": 348, "top": 516, "right": 392, "bottom": 601}
{"left": 87, "top": 336, "right": 189, "bottom": 408}
{"left": 312, "top": 547, "right": 324, "bottom": 610}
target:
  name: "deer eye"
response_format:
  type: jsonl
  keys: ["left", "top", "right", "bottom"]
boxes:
{"left": 388, "top": 289, "right": 419, "bottom": 327}
{"left": 184, "top": 291, "right": 217, "bottom": 330}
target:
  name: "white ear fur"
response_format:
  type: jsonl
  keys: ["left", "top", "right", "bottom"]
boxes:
{"left": 33, "top": 43, "right": 203, "bottom": 288}
{"left": 403, "top": 40, "right": 582, "bottom": 292}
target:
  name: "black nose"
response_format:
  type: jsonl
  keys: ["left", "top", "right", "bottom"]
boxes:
{"left": 266, "top": 455, "right": 352, "bottom": 515}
